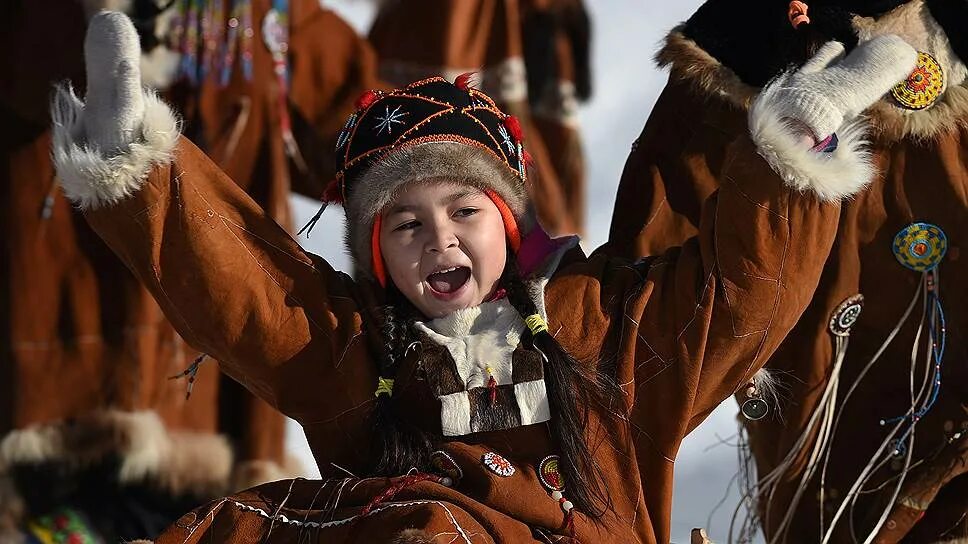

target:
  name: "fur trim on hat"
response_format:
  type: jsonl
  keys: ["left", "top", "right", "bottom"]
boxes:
{"left": 750, "top": 78, "right": 875, "bottom": 202}
{"left": 0, "top": 410, "right": 232, "bottom": 498}
{"left": 345, "top": 141, "right": 531, "bottom": 280}
{"left": 51, "top": 85, "right": 180, "bottom": 210}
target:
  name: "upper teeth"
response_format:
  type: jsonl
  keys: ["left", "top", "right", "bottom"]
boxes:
{"left": 437, "top": 266, "right": 458, "bottom": 274}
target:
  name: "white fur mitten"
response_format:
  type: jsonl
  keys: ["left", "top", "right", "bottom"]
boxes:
{"left": 773, "top": 36, "right": 917, "bottom": 139}
{"left": 82, "top": 11, "right": 145, "bottom": 153}
{"left": 51, "top": 11, "right": 179, "bottom": 210}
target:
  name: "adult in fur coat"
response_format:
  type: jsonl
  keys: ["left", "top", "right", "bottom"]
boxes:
{"left": 0, "top": 1, "right": 381, "bottom": 541}
{"left": 47, "top": 11, "right": 915, "bottom": 544}
{"left": 606, "top": 1, "right": 968, "bottom": 542}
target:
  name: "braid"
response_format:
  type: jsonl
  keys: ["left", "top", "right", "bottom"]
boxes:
{"left": 501, "top": 259, "right": 618, "bottom": 518}
{"left": 369, "top": 288, "right": 433, "bottom": 476}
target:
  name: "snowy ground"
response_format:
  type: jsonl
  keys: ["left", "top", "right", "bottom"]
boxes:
{"left": 285, "top": 2, "right": 763, "bottom": 542}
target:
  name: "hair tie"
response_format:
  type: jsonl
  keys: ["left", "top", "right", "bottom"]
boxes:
{"left": 524, "top": 314, "right": 549, "bottom": 336}
{"left": 788, "top": 1, "right": 810, "bottom": 28}
{"left": 374, "top": 377, "right": 395, "bottom": 397}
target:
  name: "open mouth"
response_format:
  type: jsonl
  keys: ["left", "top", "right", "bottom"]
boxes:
{"left": 426, "top": 266, "right": 471, "bottom": 297}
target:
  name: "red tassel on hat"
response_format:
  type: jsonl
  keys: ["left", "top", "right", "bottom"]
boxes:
{"left": 322, "top": 178, "right": 343, "bottom": 204}
{"left": 355, "top": 89, "right": 379, "bottom": 111}
{"left": 522, "top": 149, "right": 534, "bottom": 168}
{"left": 504, "top": 115, "right": 524, "bottom": 142}
{"left": 454, "top": 71, "right": 477, "bottom": 91}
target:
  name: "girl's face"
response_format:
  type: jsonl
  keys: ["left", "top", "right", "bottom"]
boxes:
{"left": 380, "top": 180, "right": 508, "bottom": 319}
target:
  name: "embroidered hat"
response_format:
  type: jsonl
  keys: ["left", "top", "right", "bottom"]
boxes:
{"left": 308, "top": 78, "right": 534, "bottom": 285}
{"left": 319, "top": 76, "right": 536, "bottom": 286}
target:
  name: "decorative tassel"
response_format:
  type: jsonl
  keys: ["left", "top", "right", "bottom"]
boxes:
{"left": 296, "top": 201, "right": 328, "bottom": 237}
{"left": 355, "top": 89, "right": 379, "bottom": 110}
{"left": 322, "top": 178, "right": 343, "bottom": 204}
{"left": 168, "top": 353, "right": 208, "bottom": 400}
{"left": 788, "top": 1, "right": 810, "bottom": 28}
{"left": 522, "top": 149, "right": 534, "bottom": 169}
{"left": 504, "top": 115, "right": 524, "bottom": 142}
{"left": 487, "top": 368, "right": 498, "bottom": 405}
{"left": 454, "top": 71, "right": 477, "bottom": 91}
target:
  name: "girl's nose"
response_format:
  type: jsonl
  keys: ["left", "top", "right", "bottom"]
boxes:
{"left": 425, "top": 221, "right": 459, "bottom": 253}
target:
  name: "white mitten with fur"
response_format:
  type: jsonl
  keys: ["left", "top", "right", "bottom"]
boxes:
{"left": 82, "top": 11, "right": 146, "bottom": 153}
{"left": 749, "top": 35, "right": 916, "bottom": 202}
{"left": 772, "top": 36, "right": 917, "bottom": 140}
{"left": 51, "top": 11, "right": 180, "bottom": 210}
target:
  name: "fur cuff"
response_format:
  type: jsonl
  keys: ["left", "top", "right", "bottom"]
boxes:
{"left": 750, "top": 77, "right": 875, "bottom": 202}
{"left": 51, "top": 85, "right": 180, "bottom": 210}
{"left": 0, "top": 411, "right": 232, "bottom": 498}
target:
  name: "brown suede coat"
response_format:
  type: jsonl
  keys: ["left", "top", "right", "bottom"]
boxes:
{"left": 607, "top": 27, "right": 968, "bottom": 544}
{"left": 76, "top": 102, "right": 843, "bottom": 541}
{"left": 1, "top": 0, "right": 380, "bottom": 495}
{"left": 368, "top": 0, "right": 585, "bottom": 235}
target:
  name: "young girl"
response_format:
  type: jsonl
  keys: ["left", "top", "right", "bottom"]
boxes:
{"left": 51, "top": 13, "right": 914, "bottom": 544}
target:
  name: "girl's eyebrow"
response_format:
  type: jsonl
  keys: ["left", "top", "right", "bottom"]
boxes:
{"left": 386, "top": 190, "right": 478, "bottom": 216}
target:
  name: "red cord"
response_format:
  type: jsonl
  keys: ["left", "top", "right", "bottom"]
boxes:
{"left": 360, "top": 473, "right": 435, "bottom": 516}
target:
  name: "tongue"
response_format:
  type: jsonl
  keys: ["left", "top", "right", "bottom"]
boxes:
{"left": 429, "top": 267, "right": 470, "bottom": 293}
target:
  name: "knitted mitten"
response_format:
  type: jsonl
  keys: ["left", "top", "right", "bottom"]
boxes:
{"left": 775, "top": 35, "right": 917, "bottom": 139}
{"left": 82, "top": 11, "right": 145, "bottom": 153}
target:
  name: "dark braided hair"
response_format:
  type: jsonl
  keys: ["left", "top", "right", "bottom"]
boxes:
{"left": 369, "top": 287, "right": 433, "bottom": 476}
{"left": 500, "top": 258, "right": 619, "bottom": 517}
{"left": 366, "top": 254, "right": 620, "bottom": 518}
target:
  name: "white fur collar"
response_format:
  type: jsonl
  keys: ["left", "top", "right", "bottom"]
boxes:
{"left": 415, "top": 298, "right": 524, "bottom": 389}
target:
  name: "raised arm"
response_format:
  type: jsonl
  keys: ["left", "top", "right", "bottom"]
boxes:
{"left": 51, "top": 12, "right": 377, "bottom": 424}
{"left": 551, "top": 38, "right": 916, "bottom": 442}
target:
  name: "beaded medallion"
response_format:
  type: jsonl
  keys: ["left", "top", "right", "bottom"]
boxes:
{"left": 891, "top": 52, "right": 944, "bottom": 110}
{"left": 482, "top": 451, "right": 515, "bottom": 477}
{"left": 892, "top": 222, "right": 947, "bottom": 272}
{"left": 538, "top": 455, "right": 566, "bottom": 492}
{"left": 829, "top": 294, "right": 865, "bottom": 337}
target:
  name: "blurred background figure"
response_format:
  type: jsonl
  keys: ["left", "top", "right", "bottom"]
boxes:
{"left": 368, "top": 0, "right": 592, "bottom": 235}
{"left": 0, "top": 0, "right": 382, "bottom": 541}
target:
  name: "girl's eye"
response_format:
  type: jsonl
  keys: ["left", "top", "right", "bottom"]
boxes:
{"left": 454, "top": 207, "right": 478, "bottom": 218}
{"left": 393, "top": 220, "right": 420, "bottom": 232}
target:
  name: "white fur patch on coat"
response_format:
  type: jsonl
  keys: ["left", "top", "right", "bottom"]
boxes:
{"left": 51, "top": 85, "right": 180, "bottom": 210}
{"left": 415, "top": 299, "right": 525, "bottom": 390}
{"left": 750, "top": 79, "right": 875, "bottom": 202}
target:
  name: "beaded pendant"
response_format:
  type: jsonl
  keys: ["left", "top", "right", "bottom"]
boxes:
{"left": 891, "top": 52, "right": 944, "bottom": 110}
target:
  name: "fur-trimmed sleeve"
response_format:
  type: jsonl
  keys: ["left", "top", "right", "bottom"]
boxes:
{"left": 50, "top": 87, "right": 377, "bottom": 424}
{"left": 550, "top": 92, "right": 873, "bottom": 458}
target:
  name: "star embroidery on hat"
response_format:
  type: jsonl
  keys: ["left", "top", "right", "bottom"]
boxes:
{"left": 374, "top": 105, "right": 409, "bottom": 135}
{"left": 497, "top": 125, "right": 516, "bottom": 154}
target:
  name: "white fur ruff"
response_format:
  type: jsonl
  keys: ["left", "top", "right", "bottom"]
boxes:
{"left": 51, "top": 85, "right": 180, "bottom": 210}
{"left": 750, "top": 78, "right": 876, "bottom": 202}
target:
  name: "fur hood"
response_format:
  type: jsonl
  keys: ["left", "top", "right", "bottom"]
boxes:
{"left": 659, "top": 0, "right": 968, "bottom": 141}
